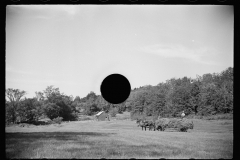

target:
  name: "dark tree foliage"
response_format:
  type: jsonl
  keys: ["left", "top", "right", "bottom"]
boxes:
{"left": 78, "top": 91, "right": 102, "bottom": 116}
{"left": 18, "top": 98, "right": 44, "bottom": 122}
{"left": 6, "top": 101, "right": 16, "bottom": 124}
{"left": 73, "top": 96, "right": 81, "bottom": 103}
{"left": 43, "top": 102, "right": 61, "bottom": 120}
{"left": 5, "top": 67, "right": 233, "bottom": 124}
{"left": 42, "top": 86, "right": 78, "bottom": 121}
{"left": 127, "top": 67, "right": 233, "bottom": 119}
{"left": 5, "top": 88, "right": 27, "bottom": 123}
{"left": 189, "top": 82, "right": 201, "bottom": 114}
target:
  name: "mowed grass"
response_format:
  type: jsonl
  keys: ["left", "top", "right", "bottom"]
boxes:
{"left": 6, "top": 118, "right": 233, "bottom": 159}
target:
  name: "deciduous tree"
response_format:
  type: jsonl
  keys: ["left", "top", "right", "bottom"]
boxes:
{"left": 5, "top": 88, "right": 26, "bottom": 123}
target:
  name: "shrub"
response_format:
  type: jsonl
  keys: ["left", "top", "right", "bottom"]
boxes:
{"left": 116, "top": 116, "right": 130, "bottom": 120}
{"left": 116, "top": 112, "right": 131, "bottom": 120}
{"left": 78, "top": 117, "right": 92, "bottom": 121}
{"left": 77, "top": 115, "right": 94, "bottom": 121}
{"left": 46, "top": 120, "right": 53, "bottom": 125}
{"left": 44, "top": 103, "right": 60, "bottom": 120}
{"left": 188, "top": 114, "right": 233, "bottom": 120}
{"left": 109, "top": 108, "right": 118, "bottom": 117}
{"left": 203, "top": 114, "right": 233, "bottom": 120}
{"left": 18, "top": 123, "right": 30, "bottom": 127}
{"left": 52, "top": 117, "right": 63, "bottom": 124}
{"left": 130, "top": 113, "right": 145, "bottom": 121}
{"left": 70, "top": 111, "right": 79, "bottom": 121}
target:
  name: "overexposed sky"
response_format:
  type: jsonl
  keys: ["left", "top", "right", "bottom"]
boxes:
{"left": 6, "top": 5, "right": 233, "bottom": 99}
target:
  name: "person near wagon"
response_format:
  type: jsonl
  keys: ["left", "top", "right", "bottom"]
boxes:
{"left": 181, "top": 111, "right": 185, "bottom": 119}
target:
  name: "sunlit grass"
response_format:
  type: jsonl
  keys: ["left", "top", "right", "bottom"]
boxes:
{"left": 6, "top": 118, "right": 233, "bottom": 159}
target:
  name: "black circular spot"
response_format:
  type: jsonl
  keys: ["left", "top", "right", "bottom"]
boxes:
{"left": 100, "top": 74, "right": 131, "bottom": 104}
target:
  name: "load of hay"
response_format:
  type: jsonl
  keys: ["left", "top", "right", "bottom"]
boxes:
{"left": 155, "top": 118, "right": 194, "bottom": 132}
{"left": 181, "top": 118, "right": 194, "bottom": 129}
{"left": 167, "top": 118, "right": 180, "bottom": 128}
{"left": 155, "top": 118, "right": 171, "bottom": 131}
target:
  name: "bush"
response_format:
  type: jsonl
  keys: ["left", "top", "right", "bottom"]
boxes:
{"left": 18, "top": 123, "right": 30, "bottom": 127}
{"left": 78, "top": 115, "right": 94, "bottom": 121}
{"left": 44, "top": 103, "right": 60, "bottom": 120}
{"left": 189, "top": 113, "right": 233, "bottom": 120}
{"left": 109, "top": 108, "right": 118, "bottom": 117}
{"left": 52, "top": 117, "right": 63, "bottom": 124}
{"left": 70, "top": 111, "right": 79, "bottom": 121}
{"left": 203, "top": 114, "right": 233, "bottom": 120}
{"left": 130, "top": 112, "right": 145, "bottom": 121}
{"left": 115, "top": 112, "right": 131, "bottom": 120}
{"left": 78, "top": 117, "right": 92, "bottom": 121}
{"left": 17, "top": 98, "right": 44, "bottom": 123}
{"left": 46, "top": 120, "right": 53, "bottom": 125}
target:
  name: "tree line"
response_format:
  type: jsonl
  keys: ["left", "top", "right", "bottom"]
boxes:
{"left": 5, "top": 67, "right": 233, "bottom": 124}
{"left": 127, "top": 67, "right": 233, "bottom": 120}
{"left": 5, "top": 86, "right": 125, "bottom": 124}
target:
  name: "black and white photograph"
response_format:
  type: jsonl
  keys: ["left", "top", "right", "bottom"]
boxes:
{"left": 6, "top": 5, "right": 233, "bottom": 159}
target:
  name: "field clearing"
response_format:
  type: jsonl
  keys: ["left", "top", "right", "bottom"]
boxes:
{"left": 6, "top": 119, "right": 233, "bottom": 159}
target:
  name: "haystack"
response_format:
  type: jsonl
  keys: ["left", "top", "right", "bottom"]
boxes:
{"left": 155, "top": 118, "right": 194, "bottom": 132}
{"left": 181, "top": 118, "right": 194, "bottom": 129}
{"left": 155, "top": 118, "right": 170, "bottom": 131}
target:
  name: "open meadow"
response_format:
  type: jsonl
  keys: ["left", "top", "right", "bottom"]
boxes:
{"left": 6, "top": 118, "right": 233, "bottom": 159}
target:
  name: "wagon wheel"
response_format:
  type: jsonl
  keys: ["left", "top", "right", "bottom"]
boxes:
{"left": 159, "top": 126, "right": 163, "bottom": 131}
{"left": 178, "top": 127, "right": 187, "bottom": 132}
{"left": 162, "top": 127, "right": 165, "bottom": 131}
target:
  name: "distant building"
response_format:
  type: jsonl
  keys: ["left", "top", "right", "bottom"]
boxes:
{"left": 95, "top": 111, "right": 110, "bottom": 121}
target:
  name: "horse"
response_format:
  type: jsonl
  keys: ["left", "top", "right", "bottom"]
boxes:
{"left": 145, "top": 120, "right": 156, "bottom": 131}
{"left": 138, "top": 119, "right": 148, "bottom": 131}
{"left": 136, "top": 118, "right": 141, "bottom": 127}
{"left": 137, "top": 119, "right": 156, "bottom": 131}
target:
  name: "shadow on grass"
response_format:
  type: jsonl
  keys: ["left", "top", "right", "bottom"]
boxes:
{"left": 6, "top": 132, "right": 116, "bottom": 158}
{"left": 6, "top": 132, "right": 114, "bottom": 142}
{"left": 6, "top": 132, "right": 183, "bottom": 158}
{"left": 6, "top": 131, "right": 231, "bottom": 159}
{"left": 15, "top": 121, "right": 51, "bottom": 125}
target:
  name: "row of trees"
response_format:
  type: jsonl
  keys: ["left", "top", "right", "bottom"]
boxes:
{"left": 5, "top": 86, "right": 125, "bottom": 124}
{"left": 6, "top": 67, "right": 233, "bottom": 124}
{"left": 5, "top": 86, "right": 79, "bottom": 124}
{"left": 127, "top": 67, "right": 233, "bottom": 119}
{"left": 74, "top": 91, "right": 126, "bottom": 117}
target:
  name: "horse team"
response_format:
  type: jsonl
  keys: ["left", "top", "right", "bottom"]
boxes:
{"left": 136, "top": 119, "right": 159, "bottom": 131}
{"left": 136, "top": 118, "right": 194, "bottom": 132}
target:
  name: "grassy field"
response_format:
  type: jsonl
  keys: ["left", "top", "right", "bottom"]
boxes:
{"left": 6, "top": 117, "right": 233, "bottom": 159}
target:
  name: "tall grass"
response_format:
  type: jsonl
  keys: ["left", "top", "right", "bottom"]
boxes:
{"left": 186, "top": 113, "right": 233, "bottom": 120}
{"left": 77, "top": 115, "right": 94, "bottom": 121}
{"left": 130, "top": 113, "right": 158, "bottom": 121}
{"left": 115, "top": 112, "right": 131, "bottom": 120}
{"left": 6, "top": 118, "right": 233, "bottom": 159}
{"left": 203, "top": 114, "right": 233, "bottom": 120}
